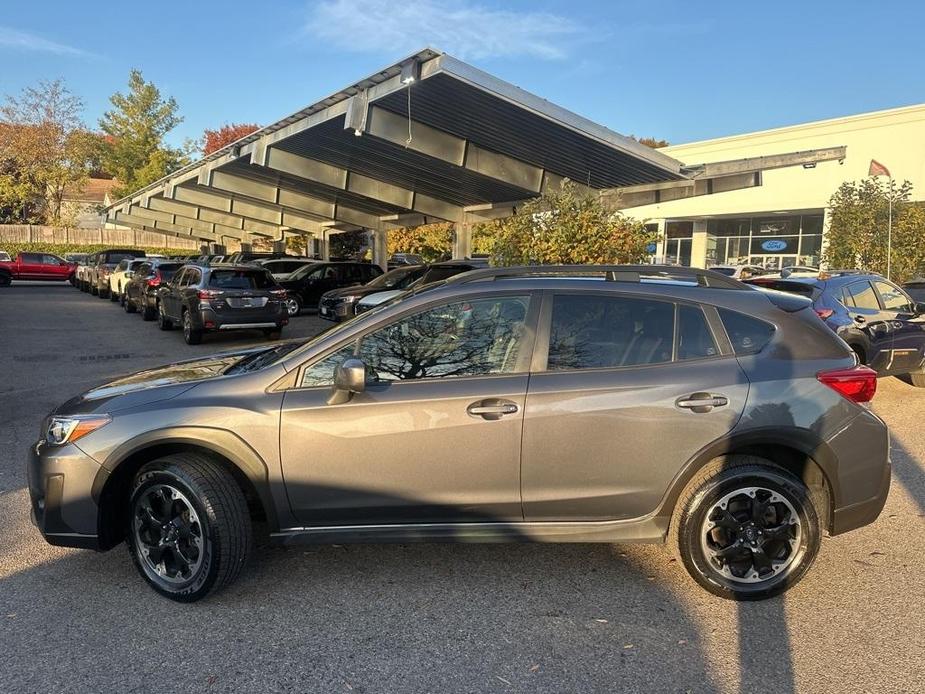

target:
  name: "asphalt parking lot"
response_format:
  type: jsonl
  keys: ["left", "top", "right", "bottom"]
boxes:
{"left": 1, "top": 281, "right": 924, "bottom": 693}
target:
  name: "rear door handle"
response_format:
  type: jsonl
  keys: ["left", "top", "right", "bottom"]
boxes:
{"left": 467, "top": 399, "right": 519, "bottom": 420}
{"left": 676, "top": 393, "right": 729, "bottom": 413}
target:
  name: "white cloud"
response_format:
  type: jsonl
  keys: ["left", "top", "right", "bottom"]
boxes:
{"left": 0, "top": 27, "right": 89, "bottom": 56}
{"left": 304, "top": 0, "right": 584, "bottom": 60}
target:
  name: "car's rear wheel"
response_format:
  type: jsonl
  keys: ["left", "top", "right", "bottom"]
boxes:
{"left": 124, "top": 293, "right": 136, "bottom": 313}
{"left": 142, "top": 302, "right": 157, "bottom": 321}
{"left": 670, "top": 456, "right": 821, "bottom": 600}
{"left": 285, "top": 296, "right": 301, "bottom": 317}
{"left": 157, "top": 302, "right": 172, "bottom": 330}
{"left": 127, "top": 454, "right": 253, "bottom": 602}
{"left": 0, "top": 272, "right": 10, "bottom": 287}
{"left": 183, "top": 310, "right": 202, "bottom": 345}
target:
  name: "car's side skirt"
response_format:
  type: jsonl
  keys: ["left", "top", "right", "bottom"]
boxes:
{"left": 271, "top": 517, "right": 669, "bottom": 545}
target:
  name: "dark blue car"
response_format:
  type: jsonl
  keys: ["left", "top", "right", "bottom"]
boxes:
{"left": 747, "top": 271, "right": 925, "bottom": 386}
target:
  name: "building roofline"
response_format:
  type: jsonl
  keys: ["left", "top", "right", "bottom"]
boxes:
{"left": 664, "top": 102, "right": 925, "bottom": 153}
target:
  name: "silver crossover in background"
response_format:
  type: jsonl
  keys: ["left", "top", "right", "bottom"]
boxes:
{"left": 28, "top": 265, "right": 890, "bottom": 602}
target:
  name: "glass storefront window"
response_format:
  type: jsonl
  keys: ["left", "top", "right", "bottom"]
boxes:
{"left": 666, "top": 221, "right": 693, "bottom": 239}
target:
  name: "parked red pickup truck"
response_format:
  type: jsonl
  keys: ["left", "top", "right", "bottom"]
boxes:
{"left": 0, "top": 252, "right": 76, "bottom": 286}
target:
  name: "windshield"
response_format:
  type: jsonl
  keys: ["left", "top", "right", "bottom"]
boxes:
{"left": 712, "top": 267, "right": 736, "bottom": 276}
{"left": 224, "top": 341, "right": 309, "bottom": 374}
{"left": 209, "top": 269, "right": 275, "bottom": 289}
{"left": 420, "top": 265, "right": 476, "bottom": 284}
{"left": 367, "top": 266, "right": 420, "bottom": 289}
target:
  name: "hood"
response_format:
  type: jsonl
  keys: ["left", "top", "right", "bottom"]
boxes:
{"left": 357, "top": 289, "right": 406, "bottom": 306}
{"left": 55, "top": 349, "right": 262, "bottom": 415}
{"left": 322, "top": 285, "right": 381, "bottom": 301}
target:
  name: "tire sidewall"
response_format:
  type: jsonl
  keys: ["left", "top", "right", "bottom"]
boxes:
{"left": 678, "top": 467, "right": 820, "bottom": 600}
{"left": 127, "top": 466, "right": 220, "bottom": 602}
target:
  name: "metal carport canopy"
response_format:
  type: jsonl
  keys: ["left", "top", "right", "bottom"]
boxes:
{"left": 101, "top": 48, "right": 687, "bottom": 254}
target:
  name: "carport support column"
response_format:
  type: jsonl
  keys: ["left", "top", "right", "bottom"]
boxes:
{"left": 453, "top": 212, "right": 471, "bottom": 260}
{"left": 654, "top": 219, "right": 667, "bottom": 263}
{"left": 320, "top": 230, "right": 330, "bottom": 261}
{"left": 690, "top": 220, "right": 708, "bottom": 268}
{"left": 372, "top": 223, "right": 388, "bottom": 272}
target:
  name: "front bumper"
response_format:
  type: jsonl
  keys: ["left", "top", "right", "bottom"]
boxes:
{"left": 27, "top": 439, "right": 107, "bottom": 550}
{"left": 318, "top": 298, "right": 356, "bottom": 322}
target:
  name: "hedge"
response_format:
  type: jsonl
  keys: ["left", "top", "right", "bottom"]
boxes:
{"left": 0, "top": 242, "right": 200, "bottom": 259}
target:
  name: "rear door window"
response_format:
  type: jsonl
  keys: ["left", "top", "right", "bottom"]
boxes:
{"left": 677, "top": 304, "right": 719, "bottom": 360}
{"left": 546, "top": 294, "right": 674, "bottom": 370}
{"left": 22, "top": 253, "right": 42, "bottom": 263}
{"left": 844, "top": 281, "right": 880, "bottom": 310}
{"left": 718, "top": 309, "right": 775, "bottom": 355}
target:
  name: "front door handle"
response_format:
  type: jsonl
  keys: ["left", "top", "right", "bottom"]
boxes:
{"left": 676, "top": 392, "right": 729, "bottom": 413}
{"left": 467, "top": 399, "right": 519, "bottom": 420}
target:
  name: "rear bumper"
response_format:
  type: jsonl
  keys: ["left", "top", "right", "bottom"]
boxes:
{"left": 27, "top": 440, "right": 105, "bottom": 550}
{"left": 831, "top": 457, "right": 891, "bottom": 535}
{"left": 196, "top": 304, "right": 288, "bottom": 332}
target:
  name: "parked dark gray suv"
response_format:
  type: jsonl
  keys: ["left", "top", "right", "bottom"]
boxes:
{"left": 28, "top": 266, "right": 890, "bottom": 602}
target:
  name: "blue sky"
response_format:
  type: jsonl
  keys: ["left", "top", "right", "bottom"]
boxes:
{"left": 2, "top": 0, "right": 923, "bottom": 150}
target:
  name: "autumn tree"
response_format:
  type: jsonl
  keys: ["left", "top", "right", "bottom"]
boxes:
{"left": 0, "top": 79, "right": 99, "bottom": 224}
{"left": 99, "top": 70, "right": 188, "bottom": 198}
{"left": 490, "top": 180, "right": 656, "bottom": 266}
{"left": 629, "top": 135, "right": 669, "bottom": 148}
{"left": 824, "top": 178, "right": 925, "bottom": 282}
{"left": 202, "top": 123, "right": 260, "bottom": 155}
{"left": 386, "top": 222, "right": 453, "bottom": 262}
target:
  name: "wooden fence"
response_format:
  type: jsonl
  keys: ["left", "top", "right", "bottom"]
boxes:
{"left": 0, "top": 225, "right": 204, "bottom": 250}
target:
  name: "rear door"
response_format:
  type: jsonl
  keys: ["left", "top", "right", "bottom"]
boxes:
{"left": 873, "top": 279, "right": 925, "bottom": 374}
{"left": 841, "top": 280, "right": 894, "bottom": 372}
{"left": 521, "top": 291, "right": 749, "bottom": 521}
{"left": 19, "top": 253, "right": 43, "bottom": 279}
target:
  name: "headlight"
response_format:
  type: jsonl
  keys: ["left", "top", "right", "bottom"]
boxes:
{"left": 44, "top": 414, "right": 111, "bottom": 446}
{"left": 340, "top": 295, "right": 364, "bottom": 303}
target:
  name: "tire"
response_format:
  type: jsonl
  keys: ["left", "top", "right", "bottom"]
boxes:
{"left": 157, "top": 302, "right": 173, "bottom": 330}
{"left": 669, "top": 455, "right": 821, "bottom": 601}
{"left": 124, "top": 293, "right": 137, "bottom": 313}
{"left": 80, "top": 280, "right": 89, "bottom": 293}
{"left": 142, "top": 302, "right": 157, "bottom": 321}
{"left": 263, "top": 329, "right": 282, "bottom": 340}
{"left": 110, "top": 285, "right": 119, "bottom": 301}
{"left": 182, "top": 309, "right": 202, "bottom": 345}
{"left": 126, "top": 453, "right": 253, "bottom": 602}
{"left": 0, "top": 272, "right": 10, "bottom": 288}
{"left": 90, "top": 282, "right": 98, "bottom": 296}
{"left": 285, "top": 296, "right": 301, "bottom": 317}
{"left": 99, "top": 285, "right": 110, "bottom": 299}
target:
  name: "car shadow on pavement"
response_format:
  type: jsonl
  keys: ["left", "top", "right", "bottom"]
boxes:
{"left": 1, "top": 485, "right": 736, "bottom": 693}
{"left": 885, "top": 428, "right": 925, "bottom": 516}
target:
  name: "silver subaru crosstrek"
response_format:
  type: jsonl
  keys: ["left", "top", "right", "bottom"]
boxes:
{"left": 28, "top": 266, "right": 890, "bottom": 602}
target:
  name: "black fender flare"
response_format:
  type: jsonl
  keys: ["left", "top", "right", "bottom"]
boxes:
{"left": 92, "top": 426, "right": 280, "bottom": 533}
{"left": 655, "top": 426, "right": 839, "bottom": 521}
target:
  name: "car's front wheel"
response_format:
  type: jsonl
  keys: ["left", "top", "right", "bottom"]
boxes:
{"left": 670, "top": 456, "right": 821, "bottom": 600}
{"left": 127, "top": 454, "right": 253, "bottom": 602}
{"left": 157, "top": 301, "right": 173, "bottom": 330}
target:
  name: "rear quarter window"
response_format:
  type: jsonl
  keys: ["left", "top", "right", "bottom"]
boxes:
{"left": 718, "top": 308, "right": 775, "bottom": 355}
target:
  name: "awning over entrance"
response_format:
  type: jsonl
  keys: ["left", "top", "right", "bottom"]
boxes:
{"left": 101, "top": 48, "right": 846, "bottom": 266}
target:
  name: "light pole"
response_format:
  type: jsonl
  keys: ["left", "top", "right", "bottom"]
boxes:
{"left": 869, "top": 159, "right": 893, "bottom": 279}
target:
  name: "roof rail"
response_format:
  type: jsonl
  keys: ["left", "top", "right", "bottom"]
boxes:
{"left": 444, "top": 264, "right": 747, "bottom": 290}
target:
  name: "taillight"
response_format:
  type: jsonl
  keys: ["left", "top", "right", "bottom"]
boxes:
{"left": 817, "top": 365, "right": 877, "bottom": 404}
{"left": 146, "top": 272, "right": 161, "bottom": 288}
{"left": 814, "top": 308, "right": 834, "bottom": 320}
{"left": 198, "top": 289, "right": 221, "bottom": 299}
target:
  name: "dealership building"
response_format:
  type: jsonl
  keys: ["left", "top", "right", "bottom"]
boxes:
{"left": 101, "top": 49, "right": 923, "bottom": 271}
{"left": 624, "top": 103, "right": 925, "bottom": 270}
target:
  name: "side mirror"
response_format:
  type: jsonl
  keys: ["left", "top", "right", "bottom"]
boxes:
{"left": 327, "top": 358, "right": 367, "bottom": 405}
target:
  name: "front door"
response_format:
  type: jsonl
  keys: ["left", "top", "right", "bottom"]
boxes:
{"left": 279, "top": 293, "right": 537, "bottom": 525}
{"left": 521, "top": 293, "right": 749, "bottom": 521}
{"left": 872, "top": 279, "right": 925, "bottom": 374}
